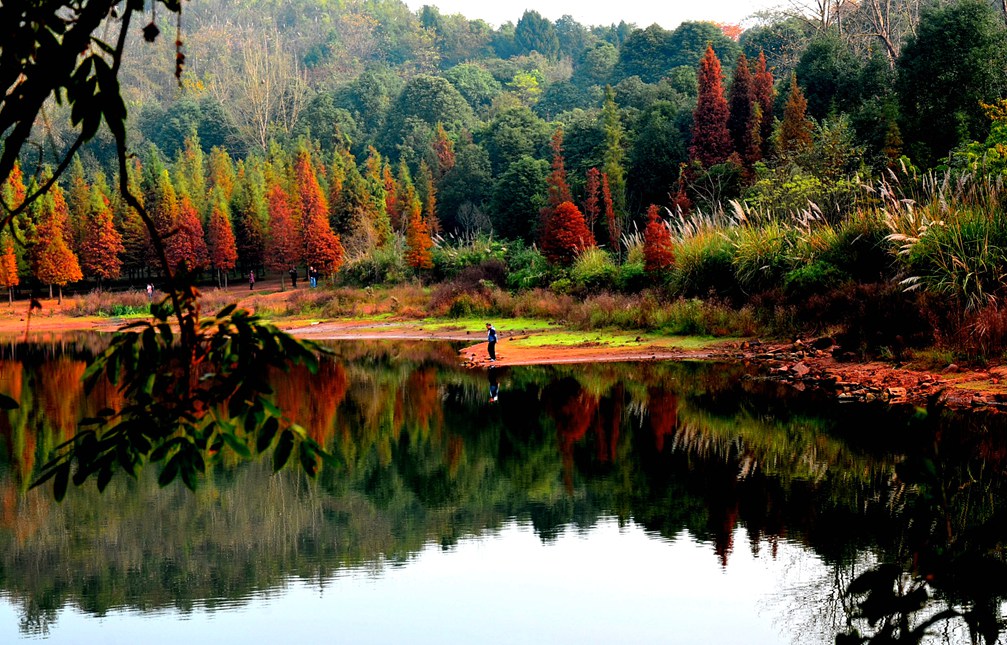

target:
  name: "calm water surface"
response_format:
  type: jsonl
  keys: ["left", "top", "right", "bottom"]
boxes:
{"left": 1, "top": 334, "right": 1005, "bottom": 644}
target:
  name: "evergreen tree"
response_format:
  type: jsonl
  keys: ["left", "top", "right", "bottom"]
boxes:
{"left": 583, "top": 167, "right": 601, "bottom": 236}
{"left": 601, "top": 86, "right": 627, "bottom": 225}
{"left": 752, "top": 51, "right": 776, "bottom": 158}
{"left": 643, "top": 204, "right": 674, "bottom": 273}
{"left": 230, "top": 161, "right": 268, "bottom": 273}
{"left": 418, "top": 160, "right": 439, "bottom": 235}
{"left": 207, "top": 147, "right": 237, "bottom": 202}
{"left": 514, "top": 10, "right": 560, "bottom": 59}
{"left": 174, "top": 134, "right": 208, "bottom": 221}
{"left": 727, "top": 53, "right": 758, "bottom": 165}
{"left": 541, "top": 201, "right": 595, "bottom": 265}
{"left": 690, "top": 45, "right": 732, "bottom": 167}
{"left": 364, "top": 146, "right": 393, "bottom": 245}
{"left": 778, "top": 73, "right": 814, "bottom": 158}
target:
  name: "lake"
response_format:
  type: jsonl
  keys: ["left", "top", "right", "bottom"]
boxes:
{"left": 1, "top": 334, "right": 1005, "bottom": 644}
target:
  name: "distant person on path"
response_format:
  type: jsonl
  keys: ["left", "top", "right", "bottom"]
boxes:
{"left": 486, "top": 322, "right": 497, "bottom": 362}
{"left": 488, "top": 366, "right": 499, "bottom": 402}
{"left": 146, "top": 283, "right": 153, "bottom": 301}
{"left": 309, "top": 266, "right": 317, "bottom": 288}
{"left": 249, "top": 270, "right": 255, "bottom": 290}
{"left": 289, "top": 266, "right": 298, "bottom": 288}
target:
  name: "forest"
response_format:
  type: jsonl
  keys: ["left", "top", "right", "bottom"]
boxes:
{"left": 6, "top": 0, "right": 1007, "bottom": 357}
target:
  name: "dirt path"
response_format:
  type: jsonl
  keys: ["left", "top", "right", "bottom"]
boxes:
{"left": 4, "top": 289, "right": 1007, "bottom": 410}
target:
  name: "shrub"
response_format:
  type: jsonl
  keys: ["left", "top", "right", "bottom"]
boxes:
{"left": 506, "top": 245, "right": 553, "bottom": 290}
{"left": 570, "top": 247, "right": 617, "bottom": 293}
{"left": 431, "top": 235, "right": 509, "bottom": 281}
{"left": 340, "top": 243, "right": 409, "bottom": 286}
{"left": 670, "top": 230, "right": 739, "bottom": 299}
{"left": 732, "top": 221, "right": 798, "bottom": 292}
{"left": 820, "top": 213, "right": 892, "bottom": 282}
{"left": 783, "top": 261, "right": 850, "bottom": 299}
{"left": 616, "top": 261, "right": 648, "bottom": 292}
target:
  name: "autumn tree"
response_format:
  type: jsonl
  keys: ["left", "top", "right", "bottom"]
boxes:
{"left": 206, "top": 188, "right": 239, "bottom": 288}
{"left": 79, "top": 183, "right": 124, "bottom": 288}
{"left": 169, "top": 191, "right": 210, "bottom": 273}
{"left": 778, "top": 73, "right": 814, "bottom": 158}
{"left": 207, "top": 147, "right": 237, "bottom": 202}
{"left": 541, "top": 201, "right": 595, "bottom": 265}
{"left": 303, "top": 209, "right": 345, "bottom": 279}
{"left": 174, "top": 134, "right": 208, "bottom": 220}
{"left": 0, "top": 230, "right": 17, "bottom": 304}
{"left": 432, "top": 122, "right": 456, "bottom": 179}
{"left": 265, "top": 182, "right": 302, "bottom": 290}
{"left": 364, "top": 147, "right": 393, "bottom": 245}
{"left": 753, "top": 51, "right": 776, "bottom": 158}
{"left": 691, "top": 45, "right": 732, "bottom": 167}
{"left": 405, "top": 196, "right": 433, "bottom": 270}
{"left": 547, "top": 128, "right": 573, "bottom": 207}
{"left": 31, "top": 182, "right": 82, "bottom": 302}
{"left": 643, "top": 205, "right": 674, "bottom": 273}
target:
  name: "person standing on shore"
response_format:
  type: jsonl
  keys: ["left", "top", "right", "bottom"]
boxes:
{"left": 309, "top": 266, "right": 317, "bottom": 288}
{"left": 146, "top": 283, "right": 154, "bottom": 301}
{"left": 486, "top": 322, "right": 497, "bottom": 362}
{"left": 289, "top": 266, "right": 298, "bottom": 288}
{"left": 248, "top": 270, "right": 255, "bottom": 290}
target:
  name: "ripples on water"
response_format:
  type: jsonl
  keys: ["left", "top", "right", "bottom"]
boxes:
{"left": 1, "top": 335, "right": 1006, "bottom": 643}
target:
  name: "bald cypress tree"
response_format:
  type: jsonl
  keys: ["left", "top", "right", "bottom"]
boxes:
{"left": 691, "top": 45, "right": 732, "bottom": 167}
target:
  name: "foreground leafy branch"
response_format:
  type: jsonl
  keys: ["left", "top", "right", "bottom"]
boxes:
{"left": 32, "top": 286, "right": 337, "bottom": 499}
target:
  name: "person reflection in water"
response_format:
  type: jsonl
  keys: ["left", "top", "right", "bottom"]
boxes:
{"left": 488, "top": 366, "right": 499, "bottom": 403}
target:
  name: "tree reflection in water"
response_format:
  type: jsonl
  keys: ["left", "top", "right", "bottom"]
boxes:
{"left": 1, "top": 335, "right": 1007, "bottom": 642}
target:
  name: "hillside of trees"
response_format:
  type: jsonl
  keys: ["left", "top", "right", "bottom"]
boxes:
{"left": 7, "top": 0, "right": 1007, "bottom": 353}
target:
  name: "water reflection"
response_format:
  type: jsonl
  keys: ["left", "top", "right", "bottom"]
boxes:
{"left": 1, "top": 336, "right": 1007, "bottom": 643}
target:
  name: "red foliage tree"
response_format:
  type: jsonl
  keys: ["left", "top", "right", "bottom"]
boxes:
{"left": 643, "top": 204, "right": 674, "bottom": 273}
{"left": 778, "top": 73, "right": 814, "bottom": 157}
{"left": 79, "top": 184, "right": 124, "bottom": 287}
{"left": 753, "top": 51, "right": 776, "bottom": 158}
{"left": 304, "top": 210, "right": 345, "bottom": 278}
{"left": 405, "top": 197, "right": 433, "bottom": 270}
{"left": 690, "top": 45, "right": 732, "bottom": 167}
{"left": 293, "top": 149, "right": 329, "bottom": 231}
{"left": 169, "top": 193, "right": 209, "bottom": 272}
{"left": 547, "top": 128, "right": 573, "bottom": 207}
{"left": 583, "top": 167, "right": 601, "bottom": 235}
{"left": 206, "top": 191, "right": 238, "bottom": 287}
{"left": 265, "top": 182, "right": 303, "bottom": 289}
{"left": 541, "top": 201, "right": 595, "bottom": 265}
{"left": 727, "top": 53, "right": 759, "bottom": 166}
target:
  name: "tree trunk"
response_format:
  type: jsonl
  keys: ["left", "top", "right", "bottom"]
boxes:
{"left": 279, "top": 273, "right": 285, "bottom": 292}
{"left": 224, "top": 272, "right": 228, "bottom": 289}
{"left": 49, "top": 283, "right": 53, "bottom": 299}
{"left": 57, "top": 285, "right": 62, "bottom": 304}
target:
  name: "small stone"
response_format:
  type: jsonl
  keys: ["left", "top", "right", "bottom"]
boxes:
{"left": 887, "top": 387, "right": 907, "bottom": 399}
{"left": 792, "top": 362, "right": 811, "bottom": 377}
{"left": 945, "top": 363, "right": 960, "bottom": 374}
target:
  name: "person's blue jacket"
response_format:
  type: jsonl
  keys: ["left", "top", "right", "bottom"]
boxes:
{"left": 487, "top": 326, "right": 497, "bottom": 342}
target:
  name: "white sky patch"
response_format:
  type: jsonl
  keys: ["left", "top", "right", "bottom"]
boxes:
{"left": 402, "top": 0, "right": 786, "bottom": 29}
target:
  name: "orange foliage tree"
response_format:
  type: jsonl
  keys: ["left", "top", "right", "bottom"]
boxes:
{"left": 643, "top": 204, "right": 674, "bottom": 273}
{"left": 778, "top": 73, "right": 814, "bottom": 158}
{"left": 79, "top": 183, "right": 124, "bottom": 287}
{"left": 753, "top": 51, "right": 776, "bottom": 158}
{"left": 295, "top": 148, "right": 345, "bottom": 278}
{"left": 541, "top": 201, "right": 595, "bottom": 265}
{"left": 0, "top": 231, "right": 17, "bottom": 304}
{"left": 583, "top": 167, "right": 600, "bottom": 235}
{"left": 32, "top": 183, "right": 82, "bottom": 302}
{"left": 405, "top": 197, "right": 433, "bottom": 269}
{"left": 169, "top": 192, "right": 209, "bottom": 272}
